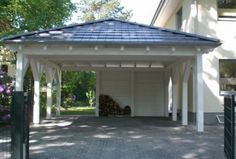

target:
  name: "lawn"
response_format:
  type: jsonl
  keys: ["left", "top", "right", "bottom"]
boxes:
{"left": 61, "top": 106, "right": 96, "bottom": 115}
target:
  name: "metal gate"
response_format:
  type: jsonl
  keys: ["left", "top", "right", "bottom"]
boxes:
{"left": 11, "top": 91, "right": 31, "bottom": 159}
{"left": 224, "top": 95, "right": 235, "bottom": 159}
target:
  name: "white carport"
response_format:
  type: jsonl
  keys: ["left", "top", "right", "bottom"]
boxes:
{"left": 2, "top": 19, "right": 220, "bottom": 132}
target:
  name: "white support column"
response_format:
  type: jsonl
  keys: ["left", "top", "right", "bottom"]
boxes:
{"left": 182, "top": 61, "right": 191, "bottom": 125}
{"left": 95, "top": 71, "right": 100, "bottom": 117}
{"left": 131, "top": 71, "right": 135, "bottom": 117}
{"left": 45, "top": 67, "right": 55, "bottom": 119}
{"left": 195, "top": 54, "right": 204, "bottom": 132}
{"left": 33, "top": 80, "right": 40, "bottom": 124}
{"left": 30, "top": 59, "right": 43, "bottom": 124}
{"left": 172, "top": 65, "right": 179, "bottom": 121}
{"left": 56, "top": 70, "right": 61, "bottom": 116}
{"left": 164, "top": 70, "right": 171, "bottom": 117}
{"left": 15, "top": 53, "right": 29, "bottom": 91}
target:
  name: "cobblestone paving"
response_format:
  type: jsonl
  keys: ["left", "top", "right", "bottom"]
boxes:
{"left": 30, "top": 116, "right": 225, "bottom": 159}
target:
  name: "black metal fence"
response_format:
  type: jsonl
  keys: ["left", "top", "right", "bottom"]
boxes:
{"left": 0, "top": 125, "right": 11, "bottom": 159}
{"left": 0, "top": 91, "right": 31, "bottom": 159}
{"left": 11, "top": 91, "right": 30, "bottom": 159}
{"left": 224, "top": 95, "right": 235, "bottom": 159}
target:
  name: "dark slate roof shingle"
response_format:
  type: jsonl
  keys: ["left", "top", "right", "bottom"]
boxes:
{"left": 1, "top": 18, "right": 221, "bottom": 46}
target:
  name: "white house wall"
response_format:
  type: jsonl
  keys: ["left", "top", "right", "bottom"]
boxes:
{"left": 100, "top": 71, "right": 165, "bottom": 116}
{"left": 155, "top": 0, "right": 236, "bottom": 114}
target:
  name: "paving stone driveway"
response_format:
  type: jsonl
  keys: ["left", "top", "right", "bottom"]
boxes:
{"left": 30, "top": 116, "right": 225, "bottom": 159}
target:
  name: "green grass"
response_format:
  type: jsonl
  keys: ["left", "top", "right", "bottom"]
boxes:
{"left": 61, "top": 106, "right": 95, "bottom": 115}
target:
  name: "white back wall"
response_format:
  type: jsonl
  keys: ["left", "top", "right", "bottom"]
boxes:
{"left": 100, "top": 70, "right": 165, "bottom": 116}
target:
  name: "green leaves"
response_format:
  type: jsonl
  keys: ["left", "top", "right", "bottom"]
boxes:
{"left": 78, "top": 0, "right": 133, "bottom": 22}
{"left": 0, "top": 0, "right": 76, "bottom": 35}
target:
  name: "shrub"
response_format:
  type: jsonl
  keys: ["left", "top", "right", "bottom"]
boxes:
{"left": 0, "top": 70, "right": 14, "bottom": 123}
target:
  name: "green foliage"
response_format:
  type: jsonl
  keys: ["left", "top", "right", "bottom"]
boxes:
{"left": 0, "top": 0, "right": 76, "bottom": 36}
{"left": 0, "top": 46, "right": 15, "bottom": 64}
{"left": 78, "top": 0, "right": 132, "bottom": 21}
{"left": 86, "top": 90, "right": 95, "bottom": 107}
{"left": 62, "top": 71, "right": 96, "bottom": 108}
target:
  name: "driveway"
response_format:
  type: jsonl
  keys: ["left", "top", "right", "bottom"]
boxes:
{"left": 30, "top": 116, "right": 224, "bottom": 159}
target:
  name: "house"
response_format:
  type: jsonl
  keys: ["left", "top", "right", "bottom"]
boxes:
{"left": 151, "top": 0, "right": 236, "bottom": 124}
{"left": 1, "top": 18, "right": 220, "bottom": 132}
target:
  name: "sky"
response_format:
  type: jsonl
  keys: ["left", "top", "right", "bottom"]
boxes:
{"left": 70, "top": 0, "right": 160, "bottom": 25}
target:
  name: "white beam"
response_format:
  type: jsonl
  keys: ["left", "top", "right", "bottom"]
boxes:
{"left": 16, "top": 44, "right": 206, "bottom": 56}
{"left": 95, "top": 71, "right": 100, "bottom": 117}
{"left": 172, "top": 65, "right": 179, "bottom": 121}
{"left": 195, "top": 54, "right": 204, "bottom": 132}
{"left": 182, "top": 61, "right": 192, "bottom": 125}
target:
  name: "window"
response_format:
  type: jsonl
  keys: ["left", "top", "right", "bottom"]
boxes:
{"left": 218, "top": 0, "right": 236, "bottom": 9}
{"left": 219, "top": 59, "right": 236, "bottom": 95}
{"left": 218, "top": 0, "right": 236, "bottom": 18}
{"left": 176, "top": 8, "right": 182, "bottom": 31}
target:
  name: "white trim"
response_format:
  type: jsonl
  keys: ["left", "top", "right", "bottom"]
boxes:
{"left": 16, "top": 45, "right": 207, "bottom": 56}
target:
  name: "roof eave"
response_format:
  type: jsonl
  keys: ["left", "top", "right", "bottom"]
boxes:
{"left": 150, "top": 0, "right": 182, "bottom": 27}
{"left": 2, "top": 40, "right": 221, "bottom": 48}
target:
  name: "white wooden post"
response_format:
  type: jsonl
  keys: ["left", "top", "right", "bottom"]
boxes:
{"left": 182, "top": 61, "right": 191, "bottom": 125}
{"left": 45, "top": 67, "right": 55, "bottom": 119}
{"left": 30, "top": 59, "right": 43, "bottom": 124}
{"left": 56, "top": 70, "right": 61, "bottom": 116}
{"left": 15, "top": 53, "right": 28, "bottom": 91}
{"left": 164, "top": 70, "right": 171, "bottom": 117}
{"left": 95, "top": 71, "right": 100, "bottom": 117}
{"left": 195, "top": 54, "right": 204, "bottom": 132}
{"left": 131, "top": 71, "right": 135, "bottom": 117}
{"left": 172, "top": 65, "right": 179, "bottom": 121}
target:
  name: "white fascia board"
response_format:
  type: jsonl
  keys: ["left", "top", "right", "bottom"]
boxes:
{"left": 151, "top": 0, "right": 182, "bottom": 27}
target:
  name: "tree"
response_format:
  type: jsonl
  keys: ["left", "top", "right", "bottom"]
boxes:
{"left": 78, "top": 0, "right": 132, "bottom": 21}
{"left": 0, "top": 0, "right": 76, "bottom": 36}
{"left": 0, "top": 0, "right": 77, "bottom": 67}
{"left": 0, "top": 0, "right": 77, "bottom": 115}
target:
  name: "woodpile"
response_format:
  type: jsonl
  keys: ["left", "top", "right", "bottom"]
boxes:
{"left": 99, "top": 94, "right": 131, "bottom": 116}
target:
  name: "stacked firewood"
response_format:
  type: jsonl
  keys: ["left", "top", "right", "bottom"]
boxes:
{"left": 99, "top": 94, "right": 131, "bottom": 116}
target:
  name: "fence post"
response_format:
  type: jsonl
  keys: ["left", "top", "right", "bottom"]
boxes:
{"left": 11, "top": 91, "right": 29, "bottom": 159}
{"left": 224, "top": 95, "right": 235, "bottom": 159}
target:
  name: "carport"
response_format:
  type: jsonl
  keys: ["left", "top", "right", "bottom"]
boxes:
{"left": 2, "top": 18, "right": 220, "bottom": 132}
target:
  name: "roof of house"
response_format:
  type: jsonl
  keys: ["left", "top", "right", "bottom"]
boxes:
{"left": 1, "top": 18, "right": 220, "bottom": 46}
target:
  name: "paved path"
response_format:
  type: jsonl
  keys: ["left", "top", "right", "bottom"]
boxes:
{"left": 30, "top": 116, "right": 225, "bottom": 159}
